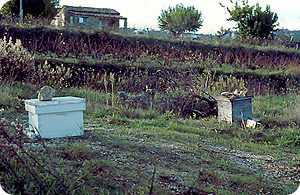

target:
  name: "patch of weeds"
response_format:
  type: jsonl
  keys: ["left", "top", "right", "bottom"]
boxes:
{"left": 57, "top": 87, "right": 108, "bottom": 114}
{"left": 274, "top": 127, "right": 300, "bottom": 147}
{"left": 0, "top": 81, "right": 37, "bottom": 112}
{"left": 92, "top": 105, "right": 157, "bottom": 120}
{"left": 59, "top": 143, "right": 96, "bottom": 161}
{"left": 213, "top": 159, "right": 247, "bottom": 174}
{"left": 183, "top": 169, "right": 223, "bottom": 194}
{"left": 92, "top": 106, "right": 115, "bottom": 118}
{"left": 118, "top": 108, "right": 158, "bottom": 120}
{"left": 166, "top": 121, "right": 200, "bottom": 134}
{"left": 105, "top": 115, "right": 133, "bottom": 126}
{"left": 253, "top": 94, "right": 300, "bottom": 128}
{"left": 66, "top": 159, "right": 124, "bottom": 194}
{"left": 227, "top": 173, "right": 282, "bottom": 194}
{"left": 136, "top": 117, "right": 170, "bottom": 128}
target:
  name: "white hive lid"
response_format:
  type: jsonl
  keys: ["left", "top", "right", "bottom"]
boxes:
{"left": 25, "top": 96, "right": 86, "bottom": 114}
{"left": 25, "top": 96, "right": 85, "bottom": 106}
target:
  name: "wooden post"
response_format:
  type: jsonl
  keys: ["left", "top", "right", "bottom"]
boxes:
{"left": 20, "top": 0, "right": 23, "bottom": 23}
{"left": 124, "top": 19, "right": 127, "bottom": 29}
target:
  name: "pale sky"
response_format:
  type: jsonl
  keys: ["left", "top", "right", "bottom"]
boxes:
{"left": 1, "top": 0, "right": 299, "bottom": 34}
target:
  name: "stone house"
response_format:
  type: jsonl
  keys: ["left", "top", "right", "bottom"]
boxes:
{"left": 51, "top": 5, "right": 127, "bottom": 30}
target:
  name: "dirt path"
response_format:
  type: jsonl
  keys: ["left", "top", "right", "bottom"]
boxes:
{"left": 199, "top": 141, "right": 299, "bottom": 185}
{"left": 83, "top": 124, "right": 300, "bottom": 189}
{"left": 21, "top": 123, "right": 299, "bottom": 193}
{"left": 91, "top": 124, "right": 299, "bottom": 183}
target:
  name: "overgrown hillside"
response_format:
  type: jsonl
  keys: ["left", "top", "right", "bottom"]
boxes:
{"left": 1, "top": 24, "right": 299, "bottom": 71}
{"left": 0, "top": 24, "right": 299, "bottom": 96}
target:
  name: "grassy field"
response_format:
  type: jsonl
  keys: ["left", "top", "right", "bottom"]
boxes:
{"left": 0, "top": 23, "right": 299, "bottom": 194}
{"left": 0, "top": 81, "right": 299, "bottom": 194}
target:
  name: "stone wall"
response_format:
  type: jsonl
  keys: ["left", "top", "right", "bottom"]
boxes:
{"left": 65, "top": 12, "right": 119, "bottom": 29}
{"left": 51, "top": 6, "right": 125, "bottom": 29}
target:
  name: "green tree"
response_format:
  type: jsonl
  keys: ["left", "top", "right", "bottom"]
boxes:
{"left": 221, "top": 0, "right": 278, "bottom": 39}
{"left": 1, "top": 0, "right": 59, "bottom": 19}
{"left": 216, "top": 27, "right": 231, "bottom": 37}
{"left": 158, "top": 4, "right": 203, "bottom": 37}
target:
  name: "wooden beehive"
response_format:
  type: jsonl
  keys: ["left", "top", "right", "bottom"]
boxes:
{"left": 216, "top": 96, "right": 253, "bottom": 123}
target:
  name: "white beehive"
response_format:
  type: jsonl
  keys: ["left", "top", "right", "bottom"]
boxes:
{"left": 25, "top": 97, "right": 86, "bottom": 138}
{"left": 216, "top": 96, "right": 253, "bottom": 123}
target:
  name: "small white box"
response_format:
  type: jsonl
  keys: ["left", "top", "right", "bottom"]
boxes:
{"left": 25, "top": 97, "right": 86, "bottom": 138}
{"left": 246, "top": 118, "right": 261, "bottom": 128}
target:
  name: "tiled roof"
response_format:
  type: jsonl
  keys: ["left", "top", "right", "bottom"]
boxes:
{"left": 63, "top": 5, "right": 120, "bottom": 15}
